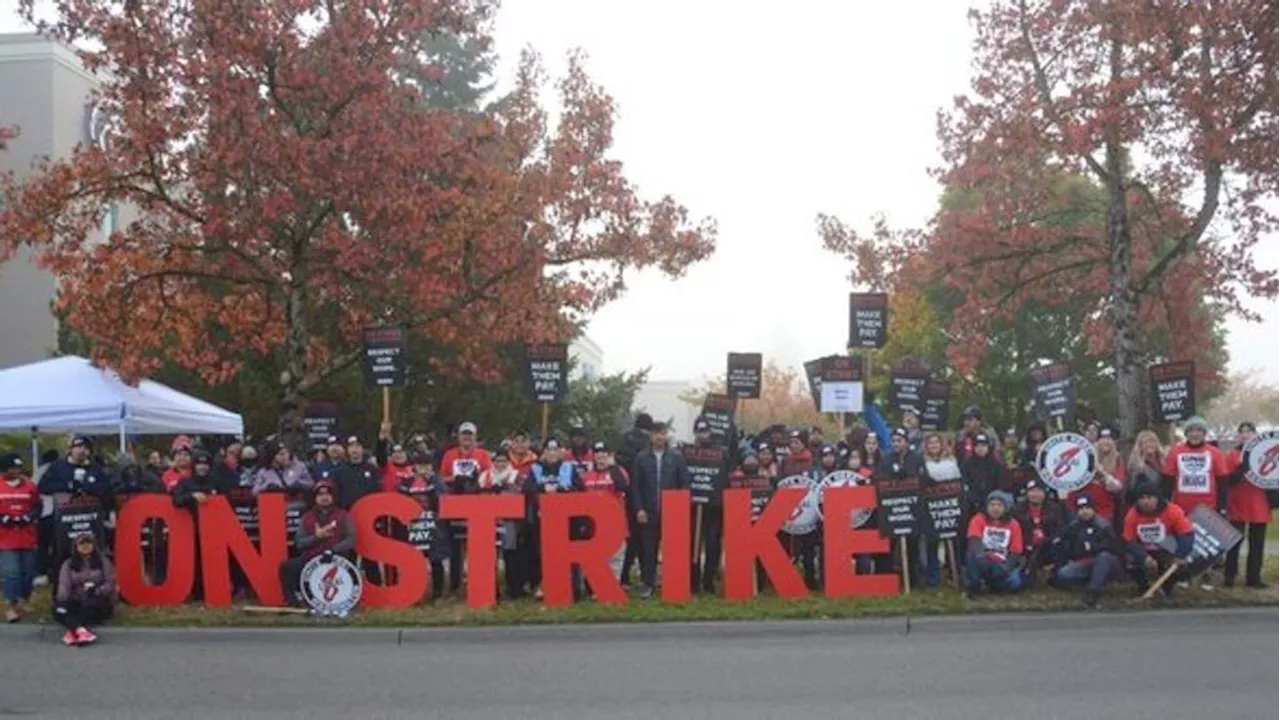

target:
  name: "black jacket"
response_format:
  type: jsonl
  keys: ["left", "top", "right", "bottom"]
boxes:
{"left": 39, "top": 457, "right": 111, "bottom": 499}
{"left": 332, "top": 460, "right": 381, "bottom": 510}
{"left": 172, "top": 471, "right": 223, "bottom": 510}
{"left": 629, "top": 446, "right": 690, "bottom": 517}
{"left": 615, "top": 427, "right": 651, "bottom": 475}
{"left": 111, "top": 461, "right": 164, "bottom": 497}
{"left": 1057, "top": 515, "right": 1120, "bottom": 564}
{"left": 1012, "top": 499, "right": 1066, "bottom": 551}
{"left": 961, "top": 455, "right": 1005, "bottom": 513}
{"left": 876, "top": 450, "right": 924, "bottom": 480}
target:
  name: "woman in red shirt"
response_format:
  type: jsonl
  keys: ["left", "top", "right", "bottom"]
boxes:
{"left": 1225, "top": 422, "right": 1271, "bottom": 588}
{"left": 1069, "top": 427, "right": 1126, "bottom": 526}
{"left": 0, "top": 454, "right": 39, "bottom": 622}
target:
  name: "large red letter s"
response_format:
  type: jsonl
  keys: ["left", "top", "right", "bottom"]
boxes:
{"left": 539, "top": 493, "right": 628, "bottom": 608}
{"left": 115, "top": 494, "right": 195, "bottom": 606}
{"left": 197, "top": 494, "right": 288, "bottom": 607}
{"left": 350, "top": 492, "right": 428, "bottom": 609}
{"left": 822, "top": 486, "right": 897, "bottom": 598}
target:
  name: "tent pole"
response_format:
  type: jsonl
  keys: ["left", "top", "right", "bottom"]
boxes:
{"left": 29, "top": 427, "right": 38, "bottom": 469}
{"left": 119, "top": 423, "right": 127, "bottom": 456}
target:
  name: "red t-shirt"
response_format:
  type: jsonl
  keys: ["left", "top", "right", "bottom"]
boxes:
{"left": 966, "top": 514, "right": 1024, "bottom": 557}
{"left": 1068, "top": 461, "right": 1125, "bottom": 521}
{"left": 381, "top": 462, "right": 415, "bottom": 494}
{"left": 162, "top": 467, "right": 191, "bottom": 493}
{"left": 1162, "top": 443, "right": 1227, "bottom": 513}
{"left": 1123, "top": 502, "right": 1194, "bottom": 548}
{"left": 1226, "top": 449, "right": 1271, "bottom": 524}
{"left": 581, "top": 467, "right": 628, "bottom": 507}
{"left": 439, "top": 447, "right": 493, "bottom": 482}
{"left": 0, "top": 477, "right": 39, "bottom": 550}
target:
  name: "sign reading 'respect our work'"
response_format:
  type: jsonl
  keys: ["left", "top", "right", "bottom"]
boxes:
{"left": 1028, "top": 361, "right": 1076, "bottom": 421}
{"left": 361, "top": 327, "right": 406, "bottom": 388}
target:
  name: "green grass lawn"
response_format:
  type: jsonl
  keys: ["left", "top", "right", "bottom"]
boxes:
{"left": 14, "top": 556, "right": 1277, "bottom": 629}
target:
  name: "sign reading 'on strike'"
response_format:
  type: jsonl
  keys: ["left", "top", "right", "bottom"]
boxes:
{"left": 361, "top": 327, "right": 406, "bottom": 388}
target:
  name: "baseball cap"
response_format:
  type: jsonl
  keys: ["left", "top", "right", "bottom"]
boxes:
{"left": 458, "top": 422, "right": 478, "bottom": 435}
{"left": 1075, "top": 495, "right": 1094, "bottom": 509}
{"left": 411, "top": 450, "right": 433, "bottom": 465}
{"left": 592, "top": 441, "right": 609, "bottom": 453}
{"left": 963, "top": 405, "right": 982, "bottom": 420}
{"left": 694, "top": 418, "right": 710, "bottom": 432}
{"left": 71, "top": 436, "right": 93, "bottom": 449}
{"left": 570, "top": 426, "right": 586, "bottom": 437}
{"left": 821, "top": 444, "right": 836, "bottom": 457}
{"left": 975, "top": 433, "right": 991, "bottom": 445}
{"left": 544, "top": 438, "right": 560, "bottom": 451}
{"left": 892, "top": 427, "right": 909, "bottom": 440}
{"left": 346, "top": 435, "right": 363, "bottom": 446}
{"left": 1098, "top": 427, "right": 1114, "bottom": 439}
{"left": 1025, "top": 478, "right": 1044, "bottom": 492}
{"left": 390, "top": 444, "right": 405, "bottom": 454}
{"left": 326, "top": 435, "right": 342, "bottom": 446}
{"left": 1, "top": 454, "right": 22, "bottom": 472}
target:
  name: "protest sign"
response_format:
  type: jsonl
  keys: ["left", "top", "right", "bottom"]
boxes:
{"left": 683, "top": 445, "right": 728, "bottom": 506}
{"left": 820, "top": 355, "right": 864, "bottom": 413}
{"left": 1149, "top": 361, "right": 1196, "bottom": 424}
{"left": 523, "top": 343, "right": 569, "bottom": 403}
{"left": 889, "top": 358, "right": 930, "bottom": 414}
{"left": 921, "top": 479, "right": 964, "bottom": 540}
{"left": 1029, "top": 362, "right": 1076, "bottom": 421}
{"left": 303, "top": 400, "right": 340, "bottom": 453}
{"left": 803, "top": 357, "right": 824, "bottom": 412}
{"left": 1158, "top": 505, "right": 1244, "bottom": 572}
{"left": 848, "top": 293, "right": 888, "bottom": 349}
{"left": 1243, "top": 430, "right": 1278, "bottom": 491}
{"left": 1035, "top": 432, "right": 1096, "bottom": 495}
{"left": 726, "top": 352, "right": 763, "bottom": 399}
{"left": 361, "top": 327, "right": 406, "bottom": 388}
{"left": 226, "top": 485, "right": 260, "bottom": 543}
{"left": 777, "top": 475, "right": 820, "bottom": 535}
{"left": 875, "top": 474, "right": 923, "bottom": 538}
{"left": 920, "top": 380, "right": 950, "bottom": 431}
{"left": 54, "top": 493, "right": 107, "bottom": 561}
{"left": 700, "top": 393, "right": 737, "bottom": 449}
{"left": 728, "top": 473, "right": 773, "bottom": 522}
{"left": 818, "top": 470, "right": 874, "bottom": 529}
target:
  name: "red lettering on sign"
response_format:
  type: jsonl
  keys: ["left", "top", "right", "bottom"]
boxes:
{"left": 539, "top": 493, "right": 629, "bottom": 608}
{"left": 660, "top": 490, "right": 692, "bottom": 603}
{"left": 351, "top": 492, "right": 428, "bottom": 609}
{"left": 821, "top": 486, "right": 898, "bottom": 597}
{"left": 115, "top": 494, "right": 196, "bottom": 606}
{"left": 439, "top": 493, "right": 525, "bottom": 610}
{"left": 198, "top": 494, "right": 288, "bottom": 607}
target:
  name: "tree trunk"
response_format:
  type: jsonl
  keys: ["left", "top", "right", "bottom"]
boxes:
{"left": 278, "top": 282, "right": 309, "bottom": 450}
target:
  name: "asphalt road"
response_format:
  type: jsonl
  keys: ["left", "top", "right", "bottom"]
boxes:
{"left": 1, "top": 609, "right": 1275, "bottom": 720}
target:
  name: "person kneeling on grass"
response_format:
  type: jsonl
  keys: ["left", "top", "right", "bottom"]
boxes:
{"left": 964, "top": 491, "right": 1024, "bottom": 597}
{"left": 1052, "top": 496, "right": 1122, "bottom": 607}
{"left": 1121, "top": 481, "right": 1194, "bottom": 598}
{"left": 53, "top": 532, "right": 117, "bottom": 647}
{"left": 278, "top": 479, "right": 356, "bottom": 607}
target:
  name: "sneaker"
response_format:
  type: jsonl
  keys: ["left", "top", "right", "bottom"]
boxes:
{"left": 32, "top": 575, "right": 48, "bottom": 588}
{"left": 74, "top": 627, "right": 97, "bottom": 645}
{"left": 4, "top": 608, "right": 18, "bottom": 623}
{"left": 1083, "top": 590, "right": 1101, "bottom": 608}
{"left": 62, "top": 630, "right": 79, "bottom": 647}
{"left": 1175, "top": 581, "right": 1190, "bottom": 590}
{"left": 638, "top": 586, "right": 654, "bottom": 599}
{"left": 1199, "top": 583, "right": 1215, "bottom": 592}
{"left": 533, "top": 586, "right": 544, "bottom": 601}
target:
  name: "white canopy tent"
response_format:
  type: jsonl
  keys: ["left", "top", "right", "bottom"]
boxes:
{"left": 0, "top": 356, "right": 243, "bottom": 454}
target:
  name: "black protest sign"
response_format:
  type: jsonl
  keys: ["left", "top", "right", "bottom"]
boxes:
{"left": 726, "top": 352, "right": 763, "bottom": 399}
{"left": 889, "top": 358, "right": 931, "bottom": 414}
{"left": 285, "top": 492, "right": 307, "bottom": 550}
{"left": 1149, "top": 361, "right": 1196, "bottom": 424}
{"left": 729, "top": 473, "right": 774, "bottom": 522}
{"left": 226, "top": 485, "right": 260, "bottom": 543}
{"left": 1028, "top": 362, "right": 1076, "bottom": 421}
{"left": 921, "top": 479, "right": 964, "bottom": 540}
{"left": 821, "top": 355, "right": 864, "bottom": 383}
{"left": 406, "top": 510, "right": 445, "bottom": 559}
{"left": 55, "top": 494, "right": 108, "bottom": 560}
{"left": 920, "top": 380, "right": 950, "bottom": 432}
{"left": 304, "top": 400, "right": 340, "bottom": 453}
{"left": 683, "top": 445, "right": 728, "bottom": 506}
{"left": 803, "top": 358, "right": 824, "bottom": 412}
{"left": 524, "top": 343, "right": 569, "bottom": 403}
{"left": 875, "top": 474, "right": 923, "bottom": 538}
{"left": 848, "top": 293, "right": 888, "bottom": 349}
{"left": 700, "top": 394, "right": 736, "bottom": 448}
{"left": 361, "top": 327, "right": 406, "bottom": 388}
{"left": 1158, "top": 505, "right": 1243, "bottom": 572}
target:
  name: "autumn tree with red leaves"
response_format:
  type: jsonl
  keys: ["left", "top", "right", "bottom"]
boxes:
{"left": 820, "top": 1, "right": 1276, "bottom": 442}
{"left": 1, "top": 0, "right": 716, "bottom": 445}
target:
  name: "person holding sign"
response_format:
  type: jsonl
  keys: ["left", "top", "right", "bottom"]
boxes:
{"left": 1224, "top": 422, "right": 1271, "bottom": 588}
{"left": 1012, "top": 479, "right": 1064, "bottom": 586}
{"left": 1121, "top": 482, "right": 1194, "bottom": 597}
{"left": 396, "top": 452, "right": 448, "bottom": 601}
{"left": 53, "top": 532, "right": 116, "bottom": 647}
{"left": 39, "top": 437, "right": 110, "bottom": 572}
{"left": 1162, "top": 416, "right": 1229, "bottom": 517}
{"left": 0, "top": 454, "right": 39, "bottom": 623}
{"left": 440, "top": 423, "right": 494, "bottom": 594}
{"left": 919, "top": 433, "right": 961, "bottom": 588}
{"left": 278, "top": 480, "right": 355, "bottom": 608}
{"left": 1052, "top": 496, "right": 1123, "bottom": 607}
{"left": 878, "top": 428, "right": 925, "bottom": 585}
{"left": 580, "top": 443, "right": 630, "bottom": 592}
{"left": 173, "top": 450, "right": 225, "bottom": 602}
{"left": 963, "top": 491, "right": 1024, "bottom": 596}
{"left": 1069, "top": 428, "right": 1126, "bottom": 526}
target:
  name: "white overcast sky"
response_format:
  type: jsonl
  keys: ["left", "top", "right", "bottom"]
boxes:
{"left": 5, "top": 1, "right": 1277, "bottom": 385}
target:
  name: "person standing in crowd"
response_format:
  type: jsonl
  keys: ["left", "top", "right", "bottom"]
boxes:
{"left": 377, "top": 422, "right": 415, "bottom": 492}
{"left": 581, "top": 442, "right": 630, "bottom": 593}
{"left": 879, "top": 428, "right": 925, "bottom": 584}
{"left": 1122, "top": 481, "right": 1194, "bottom": 597}
{"left": 237, "top": 446, "right": 260, "bottom": 485}
{"left": 1013, "top": 479, "right": 1064, "bottom": 586}
{"left": 308, "top": 436, "right": 344, "bottom": 478}
{"left": 615, "top": 414, "right": 652, "bottom": 587}
{"left": 1020, "top": 424, "right": 1048, "bottom": 467}
{"left": 172, "top": 450, "right": 225, "bottom": 601}
{"left": 1162, "top": 416, "right": 1228, "bottom": 515}
{"left": 863, "top": 431, "right": 884, "bottom": 471}
{"left": 506, "top": 429, "right": 539, "bottom": 477}
{"left": 780, "top": 430, "right": 813, "bottom": 476}
{"left": 39, "top": 437, "right": 110, "bottom": 575}
{"left": 1225, "top": 421, "right": 1270, "bottom": 588}
{"left": 807, "top": 426, "right": 827, "bottom": 456}
{"left": 1070, "top": 427, "right": 1126, "bottom": 526}
{"left": 398, "top": 451, "right": 448, "bottom": 601}
{"left": 1127, "top": 429, "right": 1167, "bottom": 496}
{"left": 688, "top": 419, "right": 729, "bottom": 595}
{"left": 919, "top": 433, "right": 961, "bottom": 587}
{"left": 756, "top": 444, "right": 778, "bottom": 478}
{"left": 332, "top": 436, "right": 381, "bottom": 511}
{"left": 727, "top": 450, "right": 775, "bottom": 589}
{"left": 567, "top": 427, "right": 595, "bottom": 477}
{"left": 1000, "top": 429, "right": 1020, "bottom": 468}
{"left": 961, "top": 433, "right": 1004, "bottom": 517}
{"left": 1052, "top": 496, "right": 1122, "bottom": 607}
{"left": 964, "top": 490, "right": 1024, "bottom": 596}
{"left": 0, "top": 455, "right": 39, "bottom": 623}
{"left": 630, "top": 422, "right": 690, "bottom": 599}
{"left": 845, "top": 447, "right": 873, "bottom": 480}
{"left": 53, "top": 532, "right": 116, "bottom": 647}
{"left": 34, "top": 448, "right": 61, "bottom": 585}
{"left": 252, "top": 443, "right": 314, "bottom": 495}
{"left": 217, "top": 440, "right": 243, "bottom": 489}
{"left": 482, "top": 450, "right": 530, "bottom": 599}
{"left": 528, "top": 438, "right": 582, "bottom": 599}
{"left": 161, "top": 443, "right": 192, "bottom": 493}
{"left": 953, "top": 406, "right": 988, "bottom": 464}
{"left": 278, "top": 479, "right": 355, "bottom": 607}
{"left": 901, "top": 411, "right": 924, "bottom": 454}
{"left": 439, "top": 422, "right": 493, "bottom": 595}
{"left": 1082, "top": 421, "right": 1101, "bottom": 444}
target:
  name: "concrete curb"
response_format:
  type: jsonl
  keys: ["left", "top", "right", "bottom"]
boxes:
{"left": 2, "top": 606, "right": 1272, "bottom": 645}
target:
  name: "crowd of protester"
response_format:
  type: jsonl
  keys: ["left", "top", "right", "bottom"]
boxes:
{"left": 0, "top": 404, "right": 1272, "bottom": 646}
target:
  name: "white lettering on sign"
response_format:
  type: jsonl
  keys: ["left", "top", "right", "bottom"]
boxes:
{"left": 1136, "top": 522, "right": 1166, "bottom": 545}
{"left": 1177, "top": 453, "right": 1211, "bottom": 494}
{"left": 982, "top": 526, "right": 1011, "bottom": 553}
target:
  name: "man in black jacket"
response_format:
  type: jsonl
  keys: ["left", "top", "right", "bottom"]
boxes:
{"left": 686, "top": 418, "right": 729, "bottom": 595}
{"left": 616, "top": 413, "right": 653, "bottom": 586}
{"left": 629, "top": 423, "right": 690, "bottom": 598}
{"left": 878, "top": 428, "right": 924, "bottom": 479}
{"left": 332, "top": 436, "right": 381, "bottom": 511}
{"left": 1051, "top": 496, "right": 1122, "bottom": 606}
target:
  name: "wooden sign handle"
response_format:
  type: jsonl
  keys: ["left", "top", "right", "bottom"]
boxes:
{"left": 900, "top": 537, "right": 912, "bottom": 595}
{"left": 1140, "top": 563, "right": 1181, "bottom": 600}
